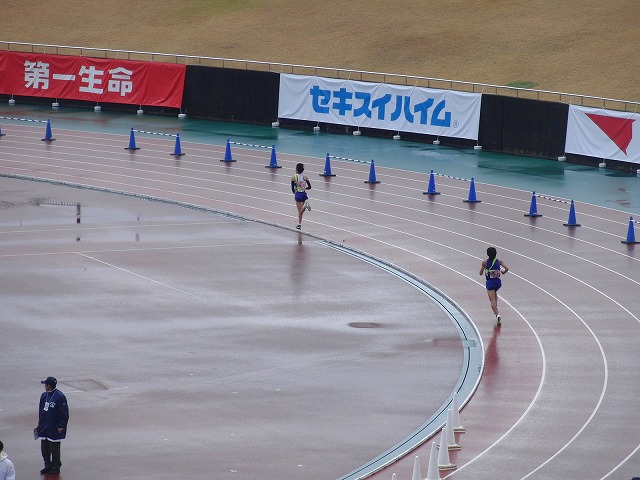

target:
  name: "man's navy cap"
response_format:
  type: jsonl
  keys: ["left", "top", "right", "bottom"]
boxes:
{"left": 41, "top": 376, "right": 57, "bottom": 385}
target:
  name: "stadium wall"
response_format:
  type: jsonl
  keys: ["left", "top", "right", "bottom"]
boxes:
{"left": 2, "top": 63, "right": 637, "bottom": 173}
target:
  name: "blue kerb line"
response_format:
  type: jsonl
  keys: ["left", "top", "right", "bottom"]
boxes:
{"left": 228, "top": 141, "right": 273, "bottom": 150}
{"left": 434, "top": 171, "right": 573, "bottom": 206}
{"left": 0, "top": 123, "right": 591, "bottom": 216}
{"left": 227, "top": 142, "right": 370, "bottom": 163}
{"left": 536, "top": 193, "right": 571, "bottom": 205}
{"left": 0, "top": 115, "right": 48, "bottom": 123}
{"left": 227, "top": 140, "right": 576, "bottom": 208}
{"left": 329, "top": 155, "right": 369, "bottom": 165}
{"left": 134, "top": 129, "right": 177, "bottom": 137}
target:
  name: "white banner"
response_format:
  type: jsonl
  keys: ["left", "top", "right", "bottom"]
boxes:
{"left": 566, "top": 105, "right": 640, "bottom": 164}
{"left": 278, "top": 74, "right": 481, "bottom": 140}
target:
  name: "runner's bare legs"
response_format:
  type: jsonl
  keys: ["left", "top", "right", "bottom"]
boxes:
{"left": 487, "top": 289, "right": 499, "bottom": 316}
{"left": 296, "top": 201, "right": 305, "bottom": 225}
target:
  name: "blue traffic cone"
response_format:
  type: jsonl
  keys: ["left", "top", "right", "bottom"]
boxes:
{"left": 319, "top": 153, "right": 336, "bottom": 177}
{"left": 622, "top": 216, "right": 640, "bottom": 244}
{"left": 423, "top": 170, "right": 440, "bottom": 195}
{"left": 171, "top": 133, "right": 185, "bottom": 156}
{"left": 524, "top": 191, "right": 542, "bottom": 217}
{"left": 364, "top": 159, "right": 380, "bottom": 184}
{"left": 0, "top": 124, "right": 5, "bottom": 137}
{"left": 463, "top": 177, "right": 480, "bottom": 203}
{"left": 265, "top": 145, "right": 282, "bottom": 168}
{"left": 125, "top": 128, "right": 140, "bottom": 150}
{"left": 221, "top": 138, "right": 235, "bottom": 163}
{"left": 563, "top": 200, "right": 581, "bottom": 227}
{"left": 41, "top": 119, "right": 55, "bottom": 142}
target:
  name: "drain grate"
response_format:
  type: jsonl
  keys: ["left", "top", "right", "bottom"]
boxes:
{"left": 348, "top": 322, "right": 381, "bottom": 328}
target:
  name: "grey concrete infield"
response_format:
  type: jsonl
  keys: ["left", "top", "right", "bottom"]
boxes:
{"left": 0, "top": 178, "right": 466, "bottom": 480}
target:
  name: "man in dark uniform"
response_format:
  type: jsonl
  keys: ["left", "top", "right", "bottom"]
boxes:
{"left": 36, "top": 377, "right": 69, "bottom": 475}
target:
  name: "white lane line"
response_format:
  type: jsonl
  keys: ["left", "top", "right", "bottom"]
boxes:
{"left": 72, "top": 250, "right": 209, "bottom": 301}
{"left": 2, "top": 133, "right": 635, "bottom": 475}
{"left": 1, "top": 153, "right": 635, "bottom": 254}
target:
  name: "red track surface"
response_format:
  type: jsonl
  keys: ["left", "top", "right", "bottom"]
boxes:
{"left": 1, "top": 124, "right": 640, "bottom": 480}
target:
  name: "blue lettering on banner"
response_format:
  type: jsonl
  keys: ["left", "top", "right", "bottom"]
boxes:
{"left": 309, "top": 85, "right": 452, "bottom": 127}
{"left": 353, "top": 92, "right": 372, "bottom": 118}
{"left": 371, "top": 94, "right": 391, "bottom": 120}
{"left": 310, "top": 85, "right": 331, "bottom": 113}
{"left": 332, "top": 87, "right": 353, "bottom": 115}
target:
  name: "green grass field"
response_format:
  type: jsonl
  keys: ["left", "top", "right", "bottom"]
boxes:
{"left": 2, "top": 1, "right": 638, "bottom": 102}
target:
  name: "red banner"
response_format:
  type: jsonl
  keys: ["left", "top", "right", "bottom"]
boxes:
{"left": 0, "top": 51, "right": 186, "bottom": 108}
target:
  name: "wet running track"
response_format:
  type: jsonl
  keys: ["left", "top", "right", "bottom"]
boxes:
{"left": 0, "top": 118, "right": 639, "bottom": 480}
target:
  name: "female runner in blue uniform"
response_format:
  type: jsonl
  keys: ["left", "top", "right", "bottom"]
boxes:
{"left": 479, "top": 246, "right": 509, "bottom": 325}
{"left": 291, "top": 163, "right": 311, "bottom": 230}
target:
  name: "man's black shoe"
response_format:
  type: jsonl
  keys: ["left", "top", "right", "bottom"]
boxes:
{"left": 48, "top": 469, "right": 60, "bottom": 474}
{"left": 40, "top": 467, "right": 51, "bottom": 474}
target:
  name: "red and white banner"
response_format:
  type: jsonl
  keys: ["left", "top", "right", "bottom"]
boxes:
{"left": 278, "top": 74, "right": 481, "bottom": 140}
{"left": 0, "top": 51, "right": 185, "bottom": 108}
{"left": 565, "top": 105, "right": 640, "bottom": 164}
